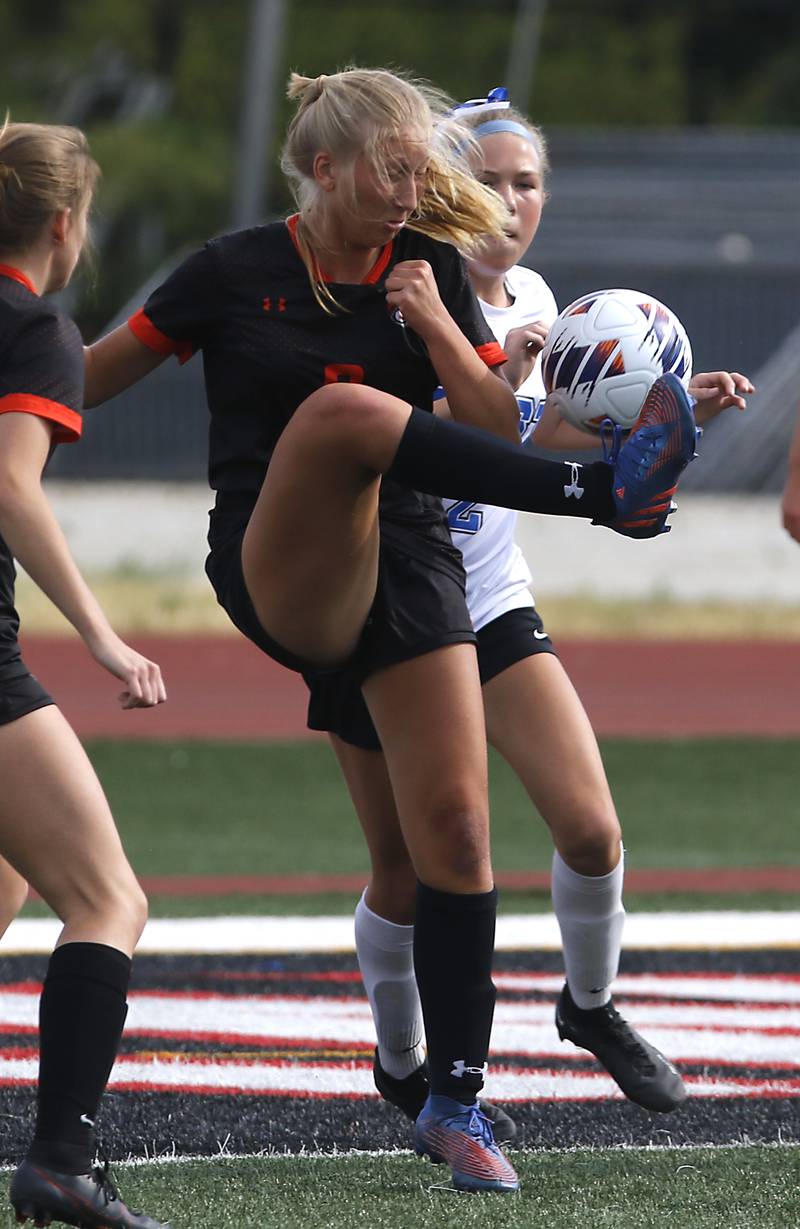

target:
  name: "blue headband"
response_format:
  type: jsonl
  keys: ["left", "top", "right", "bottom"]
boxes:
{"left": 472, "top": 118, "right": 537, "bottom": 144}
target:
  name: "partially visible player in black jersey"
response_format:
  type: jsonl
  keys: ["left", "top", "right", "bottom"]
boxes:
{"left": 0, "top": 119, "right": 168, "bottom": 1229}
{"left": 84, "top": 67, "right": 700, "bottom": 1194}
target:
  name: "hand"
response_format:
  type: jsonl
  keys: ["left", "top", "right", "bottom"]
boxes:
{"left": 502, "top": 321, "right": 550, "bottom": 391}
{"left": 84, "top": 629, "right": 167, "bottom": 709}
{"left": 688, "top": 370, "right": 753, "bottom": 426}
{"left": 782, "top": 472, "right": 800, "bottom": 544}
{"left": 384, "top": 260, "right": 450, "bottom": 336}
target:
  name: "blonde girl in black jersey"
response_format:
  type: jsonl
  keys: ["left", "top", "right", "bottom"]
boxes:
{"left": 84, "top": 66, "right": 700, "bottom": 1195}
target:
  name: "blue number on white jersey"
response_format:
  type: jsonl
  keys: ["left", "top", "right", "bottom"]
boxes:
{"left": 447, "top": 499, "right": 484, "bottom": 535}
{"left": 442, "top": 392, "right": 542, "bottom": 537}
{"left": 518, "top": 395, "right": 543, "bottom": 443}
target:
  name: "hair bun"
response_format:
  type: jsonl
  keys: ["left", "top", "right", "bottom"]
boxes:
{"left": 286, "top": 71, "right": 328, "bottom": 105}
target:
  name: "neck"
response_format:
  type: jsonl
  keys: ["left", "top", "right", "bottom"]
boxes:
{"left": 301, "top": 209, "right": 382, "bottom": 284}
{"left": 469, "top": 268, "right": 511, "bottom": 308}
{"left": 0, "top": 246, "right": 52, "bottom": 296}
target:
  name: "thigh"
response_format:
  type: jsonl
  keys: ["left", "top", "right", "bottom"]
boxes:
{"left": 241, "top": 384, "right": 414, "bottom": 667}
{"left": 362, "top": 643, "right": 493, "bottom": 893}
{"left": 0, "top": 706, "right": 140, "bottom": 918}
{"left": 482, "top": 652, "right": 621, "bottom": 870}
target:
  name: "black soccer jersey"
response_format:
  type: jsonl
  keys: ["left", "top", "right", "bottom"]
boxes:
{"left": 129, "top": 218, "right": 505, "bottom": 555}
{"left": 0, "top": 266, "right": 84, "bottom": 660}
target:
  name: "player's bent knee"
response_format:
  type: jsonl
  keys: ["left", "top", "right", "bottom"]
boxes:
{"left": 557, "top": 811, "right": 623, "bottom": 875}
{"left": 295, "top": 383, "right": 406, "bottom": 445}
{"left": 415, "top": 803, "right": 492, "bottom": 888}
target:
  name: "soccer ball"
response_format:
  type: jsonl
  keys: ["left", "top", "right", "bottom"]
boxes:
{"left": 541, "top": 288, "right": 692, "bottom": 432}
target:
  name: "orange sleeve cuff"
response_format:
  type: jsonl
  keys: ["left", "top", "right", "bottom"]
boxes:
{"left": 0, "top": 394, "right": 82, "bottom": 443}
{"left": 128, "top": 308, "right": 194, "bottom": 365}
{"left": 476, "top": 341, "right": 507, "bottom": 368}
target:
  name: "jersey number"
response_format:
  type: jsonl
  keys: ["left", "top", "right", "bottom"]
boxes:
{"left": 447, "top": 500, "right": 484, "bottom": 536}
{"left": 324, "top": 363, "right": 365, "bottom": 384}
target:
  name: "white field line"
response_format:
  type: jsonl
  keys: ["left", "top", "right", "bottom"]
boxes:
{"left": 2, "top": 985, "right": 800, "bottom": 1069}
{"left": 0, "top": 1055, "right": 796, "bottom": 1100}
{"left": 3, "top": 911, "right": 800, "bottom": 954}
{"left": 494, "top": 972, "right": 800, "bottom": 1002}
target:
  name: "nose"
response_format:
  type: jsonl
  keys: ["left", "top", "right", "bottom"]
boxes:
{"left": 497, "top": 182, "right": 516, "bottom": 214}
{"left": 395, "top": 172, "right": 418, "bottom": 212}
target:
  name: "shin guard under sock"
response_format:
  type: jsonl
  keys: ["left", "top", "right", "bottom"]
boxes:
{"left": 28, "top": 942, "right": 132, "bottom": 1174}
{"left": 413, "top": 881, "right": 497, "bottom": 1103}
{"left": 551, "top": 850, "right": 625, "bottom": 1009}
{"left": 387, "top": 407, "right": 616, "bottom": 522}
{"left": 354, "top": 891, "right": 425, "bottom": 1079}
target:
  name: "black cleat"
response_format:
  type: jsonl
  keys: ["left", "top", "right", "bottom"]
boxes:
{"left": 10, "top": 1158, "right": 169, "bottom": 1229}
{"left": 372, "top": 1048, "right": 516, "bottom": 1143}
{"left": 556, "top": 983, "right": 687, "bottom": 1113}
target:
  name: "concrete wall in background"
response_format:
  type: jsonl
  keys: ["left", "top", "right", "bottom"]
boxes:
{"left": 42, "top": 483, "right": 800, "bottom": 605}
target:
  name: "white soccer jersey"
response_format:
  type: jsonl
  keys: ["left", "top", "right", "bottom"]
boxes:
{"left": 443, "top": 265, "right": 558, "bottom": 631}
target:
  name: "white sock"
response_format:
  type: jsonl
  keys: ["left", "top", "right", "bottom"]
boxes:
{"left": 551, "top": 848, "right": 625, "bottom": 1010}
{"left": 354, "top": 889, "right": 425, "bottom": 1079}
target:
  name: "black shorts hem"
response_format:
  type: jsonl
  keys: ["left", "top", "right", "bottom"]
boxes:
{"left": 476, "top": 606, "right": 556, "bottom": 686}
{"left": 0, "top": 664, "right": 54, "bottom": 727}
{"left": 308, "top": 605, "right": 557, "bottom": 751}
{"left": 206, "top": 526, "right": 474, "bottom": 685}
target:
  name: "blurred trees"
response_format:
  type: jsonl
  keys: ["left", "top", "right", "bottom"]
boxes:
{"left": 1, "top": 0, "right": 798, "bottom": 333}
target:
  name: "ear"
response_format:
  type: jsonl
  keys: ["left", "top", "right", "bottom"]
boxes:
{"left": 312, "top": 152, "right": 337, "bottom": 192}
{"left": 50, "top": 208, "right": 72, "bottom": 247}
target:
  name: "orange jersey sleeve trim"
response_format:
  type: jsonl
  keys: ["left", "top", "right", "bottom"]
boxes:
{"left": 476, "top": 341, "right": 507, "bottom": 368}
{"left": 128, "top": 308, "right": 194, "bottom": 365}
{"left": 0, "top": 393, "right": 82, "bottom": 442}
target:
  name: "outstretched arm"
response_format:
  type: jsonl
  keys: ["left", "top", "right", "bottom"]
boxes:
{"left": 533, "top": 370, "right": 754, "bottom": 452}
{"left": 84, "top": 324, "right": 166, "bottom": 408}
{"left": 0, "top": 413, "right": 165, "bottom": 707}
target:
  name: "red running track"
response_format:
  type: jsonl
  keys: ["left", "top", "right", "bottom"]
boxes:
{"left": 18, "top": 634, "right": 800, "bottom": 740}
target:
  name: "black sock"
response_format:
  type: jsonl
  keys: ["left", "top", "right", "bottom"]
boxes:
{"left": 27, "top": 942, "right": 132, "bottom": 1174}
{"left": 414, "top": 882, "right": 497, "bottom": 1104}
{"left": 386, "top": 407, "right": 616, "bottom": 522}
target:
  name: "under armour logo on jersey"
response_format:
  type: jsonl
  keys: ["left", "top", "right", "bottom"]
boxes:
{"left": 451, "top": 1059, "right": 489, "bottom": 1079}
{"left": 262, "top": 296, "right": 286, "bottom": 313}
{"left": 563, "top": 461, "right": 585, "bottom": 500}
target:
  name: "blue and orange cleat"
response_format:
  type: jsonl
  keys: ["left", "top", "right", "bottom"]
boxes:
{"left": 414, "top": 1094, "right": 519, "bottom": 1194}
{"left": 608, "top": 372, "right": 700, "bottom": 538}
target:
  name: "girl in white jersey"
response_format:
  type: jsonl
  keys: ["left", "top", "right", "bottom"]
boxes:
{"left": 307, "top": 92, "right": 753, "bottom": 1127}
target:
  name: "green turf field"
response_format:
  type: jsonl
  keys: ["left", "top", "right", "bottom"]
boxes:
{"left": 3, "top": 1146, "right": 797, "bottom": 1229}
{"left": 19, "top": 736, "right": 800, "bottom": 918}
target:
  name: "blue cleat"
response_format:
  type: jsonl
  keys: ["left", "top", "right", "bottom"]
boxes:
{"left": 414, "top": 1094, "right": 519, "bottom": 1194}
{"left": 608, "top": 372, "right": 700, "bottom": 538}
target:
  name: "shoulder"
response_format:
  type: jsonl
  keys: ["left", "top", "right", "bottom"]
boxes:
{"left": 207, "top": 219, "right": 292, "bottom": 262}
{"left": 11, "top": 297, "right": 82, "bottom": 360}
{"left": 506, "top": 265, "right": 557, "bottom": 317}
{"left": 396, "top": 228, "right": 462, "bottom": 271}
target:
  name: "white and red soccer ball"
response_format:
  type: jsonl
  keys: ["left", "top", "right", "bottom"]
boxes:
{"left": 541, "top": 288, "right": 693, "bottom": 432}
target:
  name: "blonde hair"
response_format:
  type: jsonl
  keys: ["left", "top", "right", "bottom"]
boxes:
{"left": 281, "top": 67, "right": 508, "bottom": 312}
{"left": 463, "top": 104, "right": 550, "bottom": 183}
{"left": 0, "top": 117, "right": 99, "bottom": 256}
